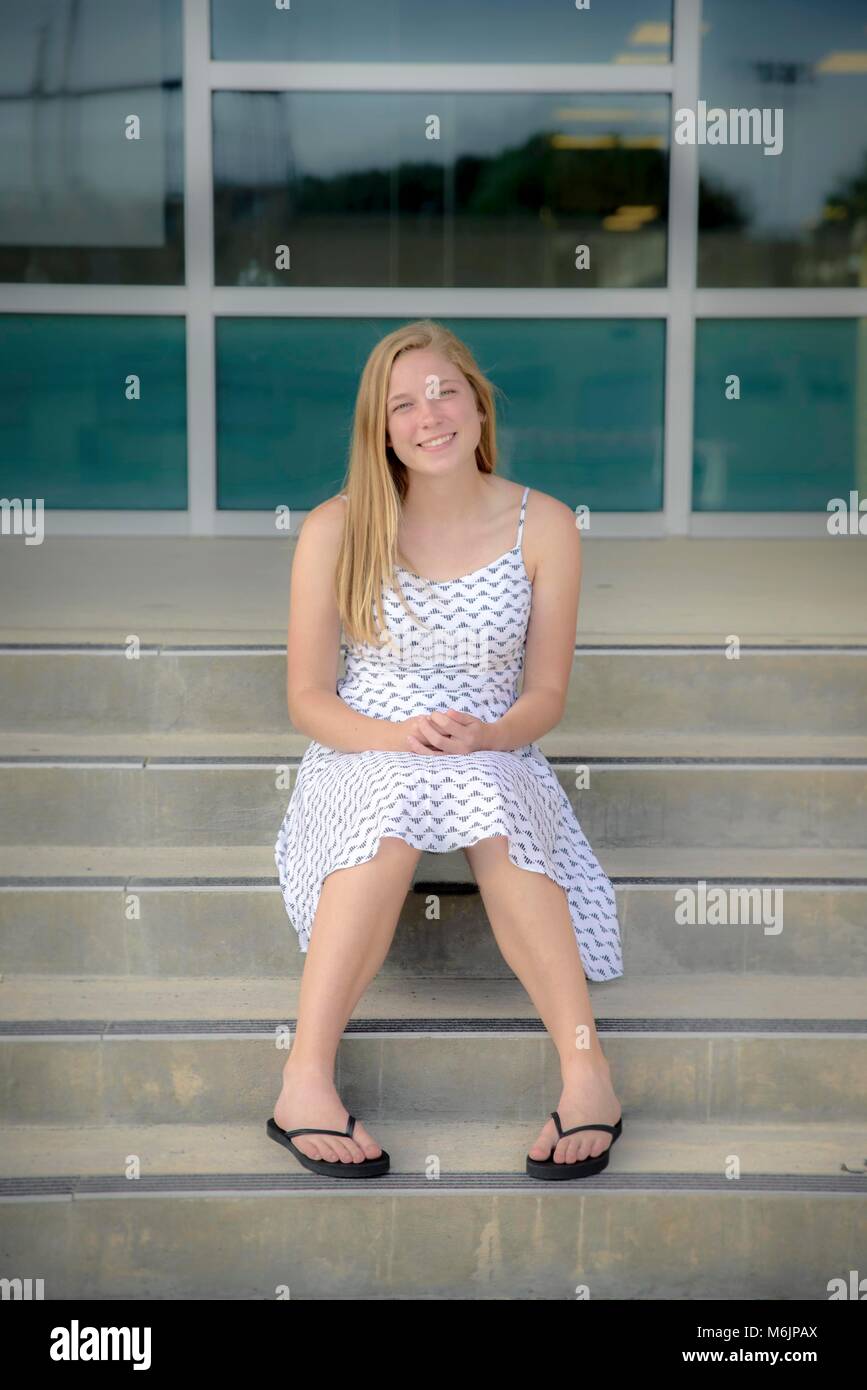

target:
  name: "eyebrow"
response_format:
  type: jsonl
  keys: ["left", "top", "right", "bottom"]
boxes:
{"left": 387, "top": 377, "right": 462, "bottom": 404}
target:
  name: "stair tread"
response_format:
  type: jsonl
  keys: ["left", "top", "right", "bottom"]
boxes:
{"left": 0, "top": 1118, "right": 863, "bottom": 1179}
{"left": 2, "top": 730, "right": 867, "bottom": 758}
{"left": 1, "top": 972, "right": 864, "bottom": 1022}
{"left": 0, "top": 843, "right": 863, "bottom": 880}
{"left": 4, "top": 534, "right": 867, "bottom": 647}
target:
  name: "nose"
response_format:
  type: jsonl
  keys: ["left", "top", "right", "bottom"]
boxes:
{"left": 421, "top": 387, "right": 450, "bottom": 418}
{"left": 417, "top": 401, "right": 445, "bottom": 432}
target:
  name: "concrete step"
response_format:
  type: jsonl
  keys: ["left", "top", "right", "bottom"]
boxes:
{"left": 0, "top": 759, "right": 864, "bottom": 850}
{"left": 2, "top": 1118, "right": 864, "bottom": 1179}
{"left": 2, "top": 645, "right": 866, "bottom": 738}
{"left": 1, "top": 1027, "right": 863, "bottom": 1123}
{"left": 1, "top": 874, "right": 864, "bottom": 978}
{"left": 1, "top": 972, "right": 865, "bottom": 1024}
{"left": 2, "top": 842, "right": 862, "bottom": 880}
{"left": 1, "top": 1175, "right": 863, "bottom": 1300}
{"left": 1, "top": 541, "right": 864, "bottom": 1301}
{"left": 5, "top": 729, "right": 867, "bottom": 759}
{"left": 3, "top": 534, "right": 866, "bottom": 653}
{"left": 2, "top": 845, "right": 864, "bottom": 976}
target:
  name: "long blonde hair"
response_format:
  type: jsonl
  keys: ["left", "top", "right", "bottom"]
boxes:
{"left": 334, "top": 320, "right": 504, "bottom": 647}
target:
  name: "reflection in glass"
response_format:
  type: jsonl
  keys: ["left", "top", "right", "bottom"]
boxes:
{"left": 693, "top": 319, "right": 865, "bottom": 509}
{"left": 213, "top": 93, "right": 669, "bottom": 288}
{"left": 216, "top": 317, "right": 664, "bottom": 511}
{"left": 0, "top": 315, "right": 187, "bottom": 508}
{"left": 699, "top": 0, "right": 867, "bottom": 287}
{"left": 0, "top": 0, "right": 184, "bottom": 285}
{"left": 211, "top": 0, "right": 673, "bottom": 64}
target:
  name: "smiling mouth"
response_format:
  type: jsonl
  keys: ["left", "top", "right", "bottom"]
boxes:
{"left": 417, "top": 432, "right": 456, "bottom": 450}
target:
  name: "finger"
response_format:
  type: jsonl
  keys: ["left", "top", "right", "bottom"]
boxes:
{"left": 416, "top": 720, "right": 446, "bottom": 744}
{"left": 422, "top": 722, "right": 470, "bottom": 756}
{"left": 428, "top": 711, "right": 461, "bottom": 735}
{"left": 418, "top": 717, "right": 452, "bottom": 750}
{"left": 408, "top": 733, "right": 440, "bottom": 753}
{"left": 414, "top": 728, "right": 444, "bottom": 750}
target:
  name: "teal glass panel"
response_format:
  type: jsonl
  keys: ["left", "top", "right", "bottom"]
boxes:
{"left": 693, "top": 319, "right": 864, "bottom": 509}
{"left": 213, "top": 92, "right": 669, "bottom": 288}
{"left": 211, "top": 0, "right": 673, "bottom": 63}
{"left": 216, "top": 317, "right": 664, "bottom": 511}
{"left": 0, "top": 315, "right": 187, "bottom": 508}
{"left": 0, "top": 0, "right": 184, "bottom": 285}
{"left": 698, "top": 0, "right": 867, "bottom": 287}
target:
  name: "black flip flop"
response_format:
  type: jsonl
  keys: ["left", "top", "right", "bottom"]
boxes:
{"left": 266, "top": 1114, "right": 390, "bottom": 1178}
{"left": 526, "top": 1111, "right": 623, "bottom": 1181}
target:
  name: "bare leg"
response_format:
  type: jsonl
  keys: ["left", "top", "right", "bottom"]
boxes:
{"left": 463, "top": 835, "right": 622, "bottom": 1166}
{"left": 273, "top": 836, "right": 421, "bottom": 1164}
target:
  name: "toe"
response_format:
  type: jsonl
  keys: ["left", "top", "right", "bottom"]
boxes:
{"left": 528, "top": 1121, "right": 557, "bottom": 1160}
{"left": 311, "top": 1139, "right": 340, "bottom": 1162}
{"left": 353, "top": 1122, "right": 383, "bottom": 1160}
{"left": 294, "top": 1138, "right": 325, "bottom": 1161}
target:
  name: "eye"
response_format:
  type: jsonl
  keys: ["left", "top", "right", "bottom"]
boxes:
{"left": 392, "top": 387, "right": 456, "bottom": 411}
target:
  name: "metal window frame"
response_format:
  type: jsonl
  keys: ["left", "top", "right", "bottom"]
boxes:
{"left": 1, "top": 0, "right": 863, "bottom": 538}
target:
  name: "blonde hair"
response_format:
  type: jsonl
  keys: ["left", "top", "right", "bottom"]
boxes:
{"left": 334, "top": 319, "right": 504, "bottom": 647}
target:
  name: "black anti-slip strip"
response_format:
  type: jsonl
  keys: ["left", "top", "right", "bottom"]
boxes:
{"left": 1, "top": 1018, "right": 864, "bottom": 1036}
{"left": 0, "top": 1172, "right": 863, "bottom": 1197}
{"left": 2, "top": 876, "right": 865, "bottom": 889}
{"left": 2, "top": 754, "right": 866, "bottom": 766}
{"left": 2, "top": 642, "right": 867, "bottom": 653}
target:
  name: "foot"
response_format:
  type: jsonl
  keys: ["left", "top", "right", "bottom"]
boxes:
{"left": 272, "top": 1063, "right": 383, "bottom": 1166}
{"left": 528, "top": 1055, "right": 622, "bottom": 1166}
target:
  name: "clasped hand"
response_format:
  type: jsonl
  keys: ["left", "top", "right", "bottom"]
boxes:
{"left": 402, "top": 708, "right": 493, "bottom": 755}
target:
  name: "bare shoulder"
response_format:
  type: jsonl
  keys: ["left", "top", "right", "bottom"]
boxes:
{"left": 292, "top": 494, "right": 347, "bottom": 582}
{"left": 522, "top": 486, "right": 580, "bottom": 582}
{"left": 302, "top": 492, "right": 346, "bottom": 530}
{"left": 296, "top": 493, "right": 346, "bottom": 546}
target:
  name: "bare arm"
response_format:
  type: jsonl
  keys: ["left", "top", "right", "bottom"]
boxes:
{"left": 286, "top": 497, "right": 407, "bottom": 753}
{"left": 486, "top": 493, "right": 580, "bottom": 752}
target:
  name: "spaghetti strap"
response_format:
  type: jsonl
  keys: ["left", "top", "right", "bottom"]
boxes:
{"left": 516, "top": 485, "right": 530, "bottom": 548}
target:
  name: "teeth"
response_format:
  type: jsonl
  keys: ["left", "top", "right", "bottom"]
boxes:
{"left": 419, "top": 433, "right": 455, "bottom": 448}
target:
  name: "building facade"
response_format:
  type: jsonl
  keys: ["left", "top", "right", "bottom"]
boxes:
{"left": 1, "top": 0, "right": 865, "bottom": 537}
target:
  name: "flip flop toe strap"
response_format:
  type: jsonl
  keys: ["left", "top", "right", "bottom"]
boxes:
{"left": 283, "top": 1114, "right": 357, "bottom": 1140}
{"left": 551, "top": 1110, "right": 619, "bottom": 1139}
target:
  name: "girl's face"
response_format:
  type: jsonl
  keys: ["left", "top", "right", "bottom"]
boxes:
{"left": 385, "top": 349, "right": 484, "bottom": 476}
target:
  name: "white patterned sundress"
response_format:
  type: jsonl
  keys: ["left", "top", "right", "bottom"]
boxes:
{"left": 274, "top": 484, "right": 623, "bottom": 982}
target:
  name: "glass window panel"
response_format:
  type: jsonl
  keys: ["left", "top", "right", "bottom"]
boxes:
{"left": 211, "top": 0, "right": 673, "bottom": 64}
{"left": 698, "top": 0, "right": 867, "bottom": 287}
{"left": 213, "top": 92, "right": 669, "bottom": 287}
{"left": 216, "top": 317, "right": 664, "bottom": 511}
{"left": 693, "top": 319, "right": 864, "bottom": 509}
{"left": 0, "top": 0, "right": 184, "bottom": 285}
{"left": 0, "top": 315, "right": 187, "bottom": 508}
